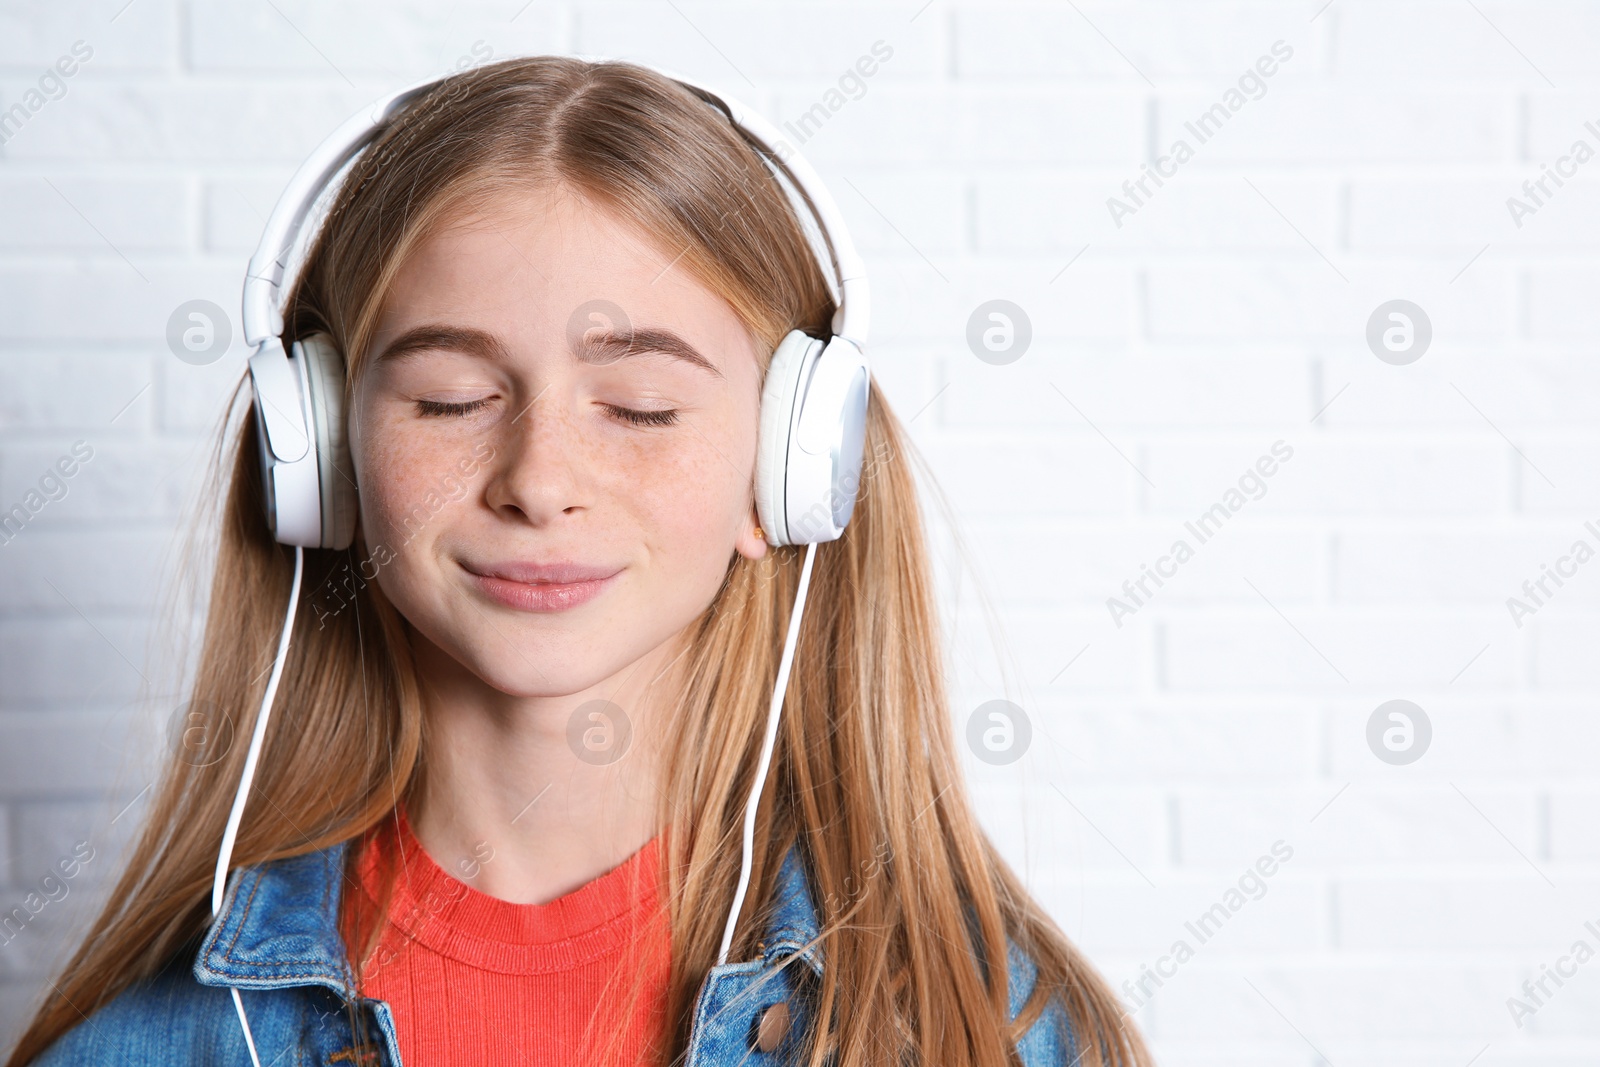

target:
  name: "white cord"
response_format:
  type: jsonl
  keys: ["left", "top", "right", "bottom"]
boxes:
{"left": 213, "top": 543, "right": 303, "bottom": 1066}
{"left": 716, "top": 540, "right": 818, "bottom": 967}
{"left": 229, "top": 987, "right": 263, "bottom": 1067}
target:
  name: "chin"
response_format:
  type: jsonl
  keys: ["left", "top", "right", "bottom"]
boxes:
{"left": 463, "top": 646, "right": 602, "bottom": 699}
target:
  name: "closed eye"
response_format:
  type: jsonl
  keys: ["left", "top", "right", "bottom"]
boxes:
{"left": 416, "top": 398, "right": 492, "bottom": 418}
{"left": 415, "top": 397, "right": 678, "bottom": 426}
{"left": 605, "top": 405, "right": 679, "bottom": 427}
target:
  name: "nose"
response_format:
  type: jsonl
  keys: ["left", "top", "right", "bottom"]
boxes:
{"left": 481, "top": 385, "right": 588, "bottom": 527}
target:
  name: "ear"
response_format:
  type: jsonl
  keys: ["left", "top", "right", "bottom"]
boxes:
{"left": 733, "top": 502, "right": 769, "bottom": 561}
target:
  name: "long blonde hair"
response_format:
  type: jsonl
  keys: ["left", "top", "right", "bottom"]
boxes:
{"left": 8, "top": 56, "right": 1152, "bottom": 1067}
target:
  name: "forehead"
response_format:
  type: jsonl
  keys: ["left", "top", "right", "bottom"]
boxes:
{"left": 359, "top": 183, "right": 764, "bottom": 390}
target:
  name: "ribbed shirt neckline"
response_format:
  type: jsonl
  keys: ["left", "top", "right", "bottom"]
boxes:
{"left": 353, "top": 809, "right": 665, "bottom": 977}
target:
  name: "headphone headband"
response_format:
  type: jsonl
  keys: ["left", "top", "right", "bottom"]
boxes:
{"left": 241, "top": 61, "right": 870, "bottom": 352}
{"left": 241, "top": 77, "right": 440, "bottom": 348}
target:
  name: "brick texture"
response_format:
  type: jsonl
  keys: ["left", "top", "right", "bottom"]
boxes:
{"left": 2, "top": 1, "right": 1597, "bottom": 1061}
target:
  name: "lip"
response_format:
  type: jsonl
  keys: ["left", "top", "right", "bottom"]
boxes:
{"left": 462, "top": 560, "right": 621, "bottom": 613}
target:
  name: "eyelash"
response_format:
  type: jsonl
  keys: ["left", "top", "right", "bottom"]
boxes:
{"left": 416, "top": 399, "right": 491, "bottom": 418}
{"left": 414, "top": 398, "right": 679, "bottom": 427}
{"left": 604, "top": 404, "right": 680, "bottom": 427}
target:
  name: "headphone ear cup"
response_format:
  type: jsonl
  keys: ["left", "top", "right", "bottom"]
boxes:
{"left": 756, "top": 330, "right": 823, "bottom": 547}
{"left": 294, "top": 333, "right": 358, "bottom": 551}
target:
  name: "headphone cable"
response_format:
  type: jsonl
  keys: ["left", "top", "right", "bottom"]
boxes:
{"left": 211, "top": 543, "right": 303, "bottom": 1066}
{"left": 716, "top": 540, "right": 817, "bottom": 966}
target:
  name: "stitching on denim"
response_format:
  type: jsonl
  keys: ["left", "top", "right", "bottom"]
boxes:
{"left": 221, "top": 869, "right": 265, "bottom": 963}
{"left": 687, "top": 960, "right": 765, "bottom": 1064}
{"left": 216, "top": 861, "right": 347, "bottom": 987}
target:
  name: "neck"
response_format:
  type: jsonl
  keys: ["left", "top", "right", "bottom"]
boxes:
{"left": 406, "top": 630, "right": 684, "bottom": 905}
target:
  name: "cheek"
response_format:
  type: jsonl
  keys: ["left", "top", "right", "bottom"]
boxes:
{"left": 354, "top": 417, "right": 468, "bottom": 547}
{"left": 626, "top": 435, "right": 750, "bottom": 563}
{"left": 624, "top": 422, "right": 748, "bottom": 531}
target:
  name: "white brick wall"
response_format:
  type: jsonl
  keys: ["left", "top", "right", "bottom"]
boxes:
{"left": 2, "top": 1, "right": 1597, "bottom": 1062}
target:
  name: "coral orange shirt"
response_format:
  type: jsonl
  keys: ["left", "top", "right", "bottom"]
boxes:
{"left": 343, "top": 812, "right": 671, "bottom": 1066}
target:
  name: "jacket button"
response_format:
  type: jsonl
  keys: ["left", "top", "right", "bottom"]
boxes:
{"left": 755, "top": 1000, "right": 791, "bottom": 1052}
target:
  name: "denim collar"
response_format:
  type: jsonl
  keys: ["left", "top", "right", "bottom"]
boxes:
{"left": 194, "top": 839, "right": 823, "bottom": 999}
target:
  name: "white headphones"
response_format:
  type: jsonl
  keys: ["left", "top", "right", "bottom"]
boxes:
{"left": 242, "top": 62, "right": 871, "bottom": 551}
{"left": 212, "top": 58, "right": 872, "bottom": 1064}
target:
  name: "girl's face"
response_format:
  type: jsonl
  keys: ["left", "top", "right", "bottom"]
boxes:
{"left": 350, "top": 183, "right": 768, "bottom": 698}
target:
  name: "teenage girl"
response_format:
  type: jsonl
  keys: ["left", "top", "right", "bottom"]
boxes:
{"left": 7, "top": 56, "right": 1153, "bottom": 1067}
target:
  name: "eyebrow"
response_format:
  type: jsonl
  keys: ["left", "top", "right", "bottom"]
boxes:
{"left": 576, "top": 326, "right": 724, "bottom": 379}
{"left": 372, "top": 323, "right": 724, "bottom": 379}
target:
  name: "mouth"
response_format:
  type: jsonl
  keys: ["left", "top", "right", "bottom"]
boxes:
{"left": 461, "top": 560, "right": 622, "bottom": 614}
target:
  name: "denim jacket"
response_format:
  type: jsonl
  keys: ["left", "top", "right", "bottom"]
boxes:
{"left": 29, "top": 842, "right": 1077, "bottom": 1065}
